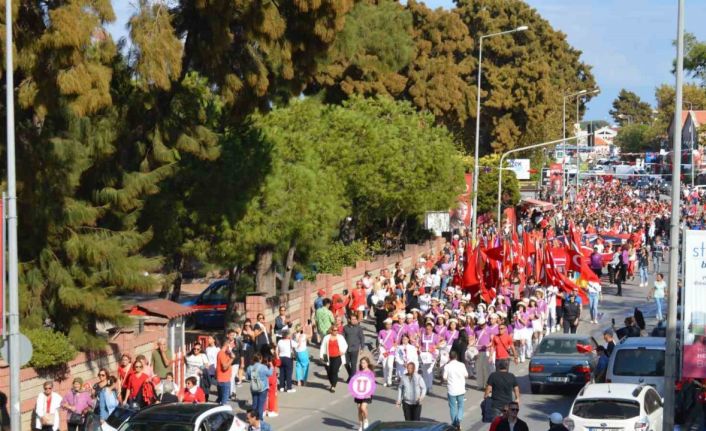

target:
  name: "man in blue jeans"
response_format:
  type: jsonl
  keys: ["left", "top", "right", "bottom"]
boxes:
{"left": 442, "top": 351, "right": 468, "bottom": 431}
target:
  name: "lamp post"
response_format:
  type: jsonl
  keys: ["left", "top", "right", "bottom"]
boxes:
{"left": 664, "top": 1, "right": 684, "bottom": 430}
{"left": 575, "top": 89, "right": 600, "bottom": 191}
{"left": 5, "top": 0, "right": 21, "bottom": 430}
{"left": 497, "top": 135, "right": 587, "bottom": 224}
{"left": 618, "top": 114, "right": 633, "bottom": 125}
{"left": 562, "top": 89, "right": 586, "bottom": 204}
{"left": 471, "top": 24, "right": 528, "bottom": 242}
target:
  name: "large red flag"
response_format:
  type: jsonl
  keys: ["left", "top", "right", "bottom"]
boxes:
{"left": 462, "top": 245, "right": 481, "bottom": 296}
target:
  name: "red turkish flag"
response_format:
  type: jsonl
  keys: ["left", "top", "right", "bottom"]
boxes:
{"left": 462, "top": 245, "right": 481, "bottom": 295}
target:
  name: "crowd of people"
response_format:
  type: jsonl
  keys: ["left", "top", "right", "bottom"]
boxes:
{"left": 33, "top": 177, "right": 686, "bottom": 431}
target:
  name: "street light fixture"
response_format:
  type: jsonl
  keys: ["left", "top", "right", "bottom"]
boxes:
{"left": 575, "top": 89, "right": 600, "bottom": 190}
{"left": 471, "top": 24, "right": 528, "bottom": 241}
{"left": 562, "top": 88, "right": 599, "bottom": 202}
{"left": 618, "top": 113, "right": 633, "bottom": 125}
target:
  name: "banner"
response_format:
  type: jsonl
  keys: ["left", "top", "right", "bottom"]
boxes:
{"left": 549, "top": 163, "right": 563, "bottom": 196}
{"left": 507, "top": 159, "right": 531, "bottom": 180}
{"left": 683, "top": 230, "right": 706, "bottom": 378}
{"left": 450, "top": 173, "right": 472, "bottom": 229}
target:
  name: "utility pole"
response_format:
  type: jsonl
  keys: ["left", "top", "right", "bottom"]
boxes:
{"left": 5, "top": 0, "right": 22, "bottom": 430}
{"left": 664, "top": 0, "right": 684, "bottom": 429}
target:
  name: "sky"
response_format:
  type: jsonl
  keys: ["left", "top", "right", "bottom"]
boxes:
{"left": 108, "top": 1, "right": 706, "bottom": 122}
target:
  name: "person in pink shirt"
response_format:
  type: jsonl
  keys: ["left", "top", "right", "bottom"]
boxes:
{"left": 62, "top": 378, "right": 93, "bottom": 431}
{"left": 378, "top": 319, "right": 397, "bottom": 387}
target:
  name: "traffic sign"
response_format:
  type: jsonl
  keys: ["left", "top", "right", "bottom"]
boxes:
{"left": 0, "top": 332, "right": 33, "bottom": 367}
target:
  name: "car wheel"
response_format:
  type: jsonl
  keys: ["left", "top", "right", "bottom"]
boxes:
{"left": 530, "top": 383, "right": 542, "bottom": 394}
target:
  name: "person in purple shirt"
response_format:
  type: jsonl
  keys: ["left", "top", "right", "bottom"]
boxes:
{"left": 434, "top": 316, "right": 448, "bottom": 338}
{"left": 418, "top": 322, "right": 442, "bottom": 389}
{"left": 62, "top": 377, "right": 94, "bottom": 431}
{"left": 474, "top": 317, "right": 493, "bottom": 390}
{"left": 445, "top": 319, "right": 460, "bottom": 346}
{"left": 512, "top": 303, "right": 530, "bottom": 363}
{"left": 378, "top": 319, "right": 397, "bottom": 387}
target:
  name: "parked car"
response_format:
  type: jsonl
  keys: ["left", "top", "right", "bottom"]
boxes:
{"left": 565, "top": 383, "right": 663, "bottom": 431}
{"left": 116, "top": 403, "right": 246, "bottom": 431}
{"left": 365, "top": 421, "right": 456, "bottom": 431}
{"left": 102, "top": 406, "right": 139, "bottom": 431}
{"left": 606, "top": 337, "right": 666, "bottom": 396}
{"left": 528, "top": 334, "right": 596, "bottom": 394}
{"left": 180, "top": 279, "right": 230, "bottom": 329}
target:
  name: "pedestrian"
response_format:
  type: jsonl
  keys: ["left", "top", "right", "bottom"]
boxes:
{"left": 616, "top": 246, "right": 627, "bottom": 296}
{"left": 180, "top": 376, "right": 206, "bottom": 403}
{"left": 637, "top": 246, "right": 650, "bottom": 288}
{"left": 274, "top": 305, "right": 288, "bottom": 342}
{"left": 350, "top": 280, "right": 368, "bottom": 321}
{"left": 490, "top": 323, "right": 517, "bottom": 371}
{"left": 151, "top": 337, "right": 174, "bottom": 379}
{"left": 547, "top": 412, "right": 569, "bottom": 431}
{"left": 474, "top": 317, "right": 493, "bottom": 390}
{"left": 484, "top": 361, "right": 520, "bottom": 418}
{"left": 442, "top": 350, "right": 468, "bottom": 431}
{"left": 265, "top": 353, "right": 279, "bottom": 418}
{"left": 185, "top": 342, "right": 210, "bottom": 387}
{"left": 648, "top": 272, "right": 667, "bottom": 321}
{"left": 216, "top": 336, "right": 234, "bottom": 405}
{"left": 122, "top": 359, "right": 149, "bottom": 408}
{"left": 116, "top": 354, "right": 132, "bottom": 401}
{"left": 396, "top": 362, "right": 426, "bottom": 422}
{"left": 354, "top": 357, "right": 376, "bottom": 431}
{"left": 418, "top": 321, "right": 441, "bottom": 389}
{"left": 91, "top": 368, "right": 109, "bottom": 417}
{"left": 343, "top": 314, "right": 366, "bottom": 383}
{"left": 320, "top": 326, "right": 348, "bottom": 393}
{"left": 205, "top": 336, "right": 220, "bottom": 382}
{"left": 592, "top": 346, "right": 609, "bottom": 383}
{"left": 603, "top": 329, "right": 616, "bottom": 356}
{"left": 395, "top": 334, "right": 419, "bottom": 382}
{"left": 608, "top": 248, "right": 620, "bottom": 284}
{"left": 254, "top": 314, "right": 271, "bottom": 356}
{"left": 378, "top": 318, "right": 397, "bottom": 387}
{"left": 156, "top": 381, "right": 178, "bottom": 404}
{"left": 496, "top": 401, "right": 529, "bottom": 431}
{"left": 561, "top": 289, "right": 581, "bottom": 334}
{"left": 35, "top": 381, "right": 62, "bottom": 431}
{"left": 246, "top": 353, "right": 273, "bottom": 421}
{"left": 589, "top": 247, "right": 603, "bottom": 277}
{"left": 240, "top": 321, "right": 256, "bottom": 383}
{"left": 276, "top": 330, "right": 295, "bottom": 392}
{"left": 293, "top": 323, "right": 310, "bottom": 386}
{"left": 245, "top": 408, "right": 273, "bottom": 431}
{"left": 488, "top": 405, "right": 508, "bottom": 431}
{"left": 587, "top": 281, "right": 601, "bottom": 324}
{"left": 315, "top": 298, "right": 336, "bottom": 340}
{"left": 62, "top": 377, "right": 93, "bottom": 431}
{"left": 97, "top": 376, "right": 119, "bottom": 425}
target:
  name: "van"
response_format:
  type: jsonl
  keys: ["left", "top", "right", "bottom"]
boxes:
{"left": 606, "top": 337, "right": 666, "bottom": 396}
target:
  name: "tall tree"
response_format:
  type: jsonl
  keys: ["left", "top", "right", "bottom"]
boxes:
{"left": 684, "top": 32, "right": 706, "bottom": 85}
{"left": 614, "top": 124, "right": 660, "bottom": 153}
{"left": 609, "top": 89, "right": 654, "bottom": 126}
{"left": 653, "top": 83, "right": 706, "bottom": 133}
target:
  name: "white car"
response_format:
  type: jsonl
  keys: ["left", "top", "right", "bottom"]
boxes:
{"left": 114, "top": 403, "right": 247, "bottom": 431}
{"left": 566, "top": 383, "right": 663, "bottom": 431}
{"left": 605, "top": 337, "right": 666, "bottom": 396}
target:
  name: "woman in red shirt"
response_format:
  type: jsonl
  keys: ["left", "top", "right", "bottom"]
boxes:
{"left": 181, "top": 376, "right": 206, "bottom": 403}
{"left": 123, "top": 360, "right": 149, "bottom": 407}
{"left": 319, "top": 327, "right": 348, "bottom": 393}
{"left": 117, "top": 354, "right": 131, "bottom": 402}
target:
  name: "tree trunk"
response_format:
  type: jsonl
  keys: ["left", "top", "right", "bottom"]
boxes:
{"left": 169, "top": 254, "right": 184, "bottom": 302}
{"left": 224, "top": 266, "right": 243, "bottom": 331}
{"left": 281, "top": 243, "right": 296, "bottom": 292}
{"left": 255, "top": 247, "right": 276, "bottom": 297}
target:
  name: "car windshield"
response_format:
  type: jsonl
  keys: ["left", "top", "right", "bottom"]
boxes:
{"left": 536, "top": 338, "right": 590, "bottom": 355}
{"left": 118, "top": 422, "right": 193, "bottom": 431}
{"left": 613, "top": 349, "right": 665, "bottom": 376}
{"left": 572, "top": 399, "right": 640, "bottom": 419}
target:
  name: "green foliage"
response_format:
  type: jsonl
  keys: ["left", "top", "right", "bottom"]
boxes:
{"left": 609, "top": 89, "right": 654, "bottom": 126}
{"left": 311, "top": 241, "right": 369, "bottom": 276}
{"left": 653, "top": 84, "right": 706, "bottom": 133}
{"left": 24, "top": 328, "right": 78, "bottom": 369}
{"left": 684, "top": 33, "right": 706, "bottom": 85}
{"left": 614, "top": 124, "right": 661, "bottom": 153}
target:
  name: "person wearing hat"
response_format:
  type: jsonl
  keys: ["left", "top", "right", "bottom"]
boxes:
{"left": 378, "top": 318, "right": 397, "bottom": 386}
{"left": 419, "top": 321, "right": 442, "bottom": 389}
{"left": 62, "top": 377, "right": 93, "bottom": 431}
{"left": 474, "top": 317, "right": 493, "bottom": 390}
{"left": 547, "top": 412, "right": 569, "bottom": 431}
{"left": 395, "top": 334, "right": 419, "bottom": 382}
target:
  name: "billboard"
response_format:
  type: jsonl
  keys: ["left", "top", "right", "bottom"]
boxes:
{"left": 507, "top": 159, "right": 531, "bottom": 180}
{"left": 450, "top": 173, "right": 472, "bottom": 230}
{"left": 549, "top": 163, "right": 563, "bottom": 196}
{"left": 683, "top": 229, "right": 706, "bottom": 378}
{"left": 425, "top": 211, "right": 451, "bottom": 237}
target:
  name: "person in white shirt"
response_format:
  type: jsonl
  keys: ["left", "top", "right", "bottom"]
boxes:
{"left": 545, "top": 285, "right": 559, "bottom": 333}
{"left": 205, "top": 336, "right": 220, "bottom": 379}
{"left": 185, "top": 342, "right": 210, "bottom": 386}
{"left": 395, "top": 334, "right": 419, "bottom": 381}
{"left": 276, "top": 330, "right": 296, "bottom": 392}
{"left": 35, "top": 381, "right": 62, "bottom": 431}
{"left": 443, "top": 350, "right": 468, "bottom": 431}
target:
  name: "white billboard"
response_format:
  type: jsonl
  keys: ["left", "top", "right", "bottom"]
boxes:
{"left": 507, "top": 159, "right": 531, "bottom": 180}
{"left": 683, "top": 229, "right": 706, "bottom": 378}
{"left": 425, "top": 211, "right": 450, "bottom": 237}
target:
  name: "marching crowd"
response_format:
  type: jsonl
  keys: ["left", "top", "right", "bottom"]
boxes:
{"left": 33, "top": 178, "right": 684, "bottom": 431}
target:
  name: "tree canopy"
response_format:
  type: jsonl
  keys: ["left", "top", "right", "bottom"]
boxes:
{"left": 684, "top": 32, "right": 706, "bottom": 85}
{"left": 609, "top": 89, "right": 654, "bottom": 126}
{"left": 614, "top": 124, "right": 660, "bottom": 154}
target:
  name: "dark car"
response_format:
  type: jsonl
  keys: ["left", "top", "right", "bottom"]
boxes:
{"left": 116, "top": 403, "right": 244, "bottom": 431}
{"left": 365, "top": 421, "right": 456, "bottom": 431}
{"left": 528, "top": 334, "right": 597, "bottom": 394}
{"left": 180, "top": 280, "right": 230, "bottom": 328}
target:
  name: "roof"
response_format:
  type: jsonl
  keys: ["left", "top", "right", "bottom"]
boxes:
{"left": 680, "top": 110, "right": 706, "bottom": 127}
{"left": 618, "top": 336, "right": 665, "bottom": 348}
{"left": 130, "top": 403, "right": 226, "bottom": 423}
{"left": 124, "top": 298, "right": 195, "bottom": 319}
{"left": 594, "top": 136, "right": 608, "bottom": 146}
{"left": 577, "top": 383, "right": 643, "bottom": 400}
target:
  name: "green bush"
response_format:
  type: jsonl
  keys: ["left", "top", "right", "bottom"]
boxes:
{"left": 24, "top": 328, "right": 77, "bottom": 369}
{"left": 312, "top": 240, "right": 369, "bottom": 276}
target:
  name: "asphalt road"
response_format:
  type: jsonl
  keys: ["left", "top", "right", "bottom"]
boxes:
{"left": 232, "top": 270, "right": 663, "bottom": 431}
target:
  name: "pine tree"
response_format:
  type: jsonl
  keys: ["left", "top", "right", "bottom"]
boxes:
{"left": 609, "top": 89, "right": 654, "bottom": 126}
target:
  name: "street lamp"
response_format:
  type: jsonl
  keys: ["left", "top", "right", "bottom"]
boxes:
{"left": 562, "top": 89, "right": 598, "bottom": 202}
{"left": 471, "top": 24, "right": 528, "bottom": 242}
{"left": 617, "top": 113, "right": 633, "bottom": 125}
{"left": 575, "top": 89, "right": 599, "bottom": 190}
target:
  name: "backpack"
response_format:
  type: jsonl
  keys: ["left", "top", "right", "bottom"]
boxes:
{"left": 137, "top": 380, "right": 157, "bottom": 407}
{"left": 250, "top": 365, "right": 265, "bottom": 393}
